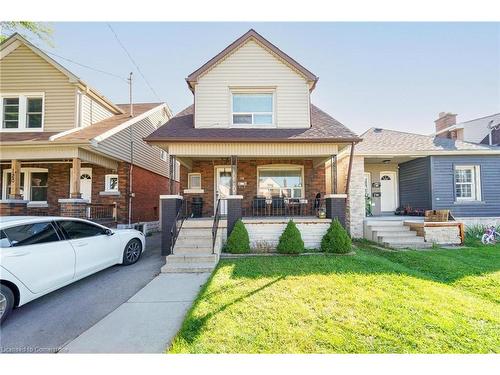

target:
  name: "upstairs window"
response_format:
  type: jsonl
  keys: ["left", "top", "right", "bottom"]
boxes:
{"left": 3, "top": 98, "right": 19, "bottom": 129}
{"left": 26, "top": 97, "right": 43, "bottom": 128}
{"left": 454, "top": 165, "right": 481, "bottom": 202}
{"left": 0, "top": 94, "right": 44, "bottom": 131}
{"left": 232, "top": 93, "right": 273, "bottom": 126}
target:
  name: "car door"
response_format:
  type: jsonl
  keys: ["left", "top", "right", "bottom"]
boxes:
{"left": 0, "top": 221, "right": 76, "bottom": 294}
{"left": 57, "top": 220, "right": 121, "bottom": 278}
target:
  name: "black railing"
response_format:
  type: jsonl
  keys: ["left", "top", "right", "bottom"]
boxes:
{"left": 170, "top": 199, "right": 187, "bottom": 255}
{"left": 212, "top": 199, "right": 221, "bottom": 254}
{"left": 244, "top": 197, "right": 326, "bottom": 217}
{"left": 86, "top": 203, "right": 117, "bottom": 222}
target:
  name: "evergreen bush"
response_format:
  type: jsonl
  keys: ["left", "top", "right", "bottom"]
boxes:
{"left": 224, "top": 219, "right": 250, "bottom": 254}
{"left": 276, "top": 220, "right": 305, "bottom": 254}
{"left": 321, "top": 219, "right": 352, "bottom": 254}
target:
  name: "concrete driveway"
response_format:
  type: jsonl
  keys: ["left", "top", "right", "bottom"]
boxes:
{"left": 0, "top": 233, "right": 165, "bottom": 353}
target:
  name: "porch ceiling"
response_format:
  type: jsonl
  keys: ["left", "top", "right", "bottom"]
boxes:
{"left": 364, "top": 156, "right": 424, "bottom": 164}
{"left": 162, "top": 142, "right": 340, "bottom": 158}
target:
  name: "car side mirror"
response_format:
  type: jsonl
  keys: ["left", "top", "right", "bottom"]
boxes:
{"left": 105, "top": 229, "right": 114, "bottom": 236}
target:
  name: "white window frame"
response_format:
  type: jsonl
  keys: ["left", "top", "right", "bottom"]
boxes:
{"left": 104, "top": 174, "right": 119, "bottom": 193}
{"left": 0, "top": 93, "right": 45, "bottom": 132}
{"left": 230, "top": 90, "right": 275, "bottom": 128}
{"left": 454, "top": 165, "right": 482, "bottom": 202}
{"left": 2, "top": 167, "right": 48, "bottom": 202}
{"left": 188, "top": 173, "right": 202, "bottom": 189}
{"left": 257, "top": 164, "right": 304, "bottom": 199}
{"left": 160, "top": 150, "right": 168, "bottom": 162}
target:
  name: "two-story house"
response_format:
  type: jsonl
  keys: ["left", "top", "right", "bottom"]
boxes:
{"left": 145, "top": 29, "right": 361, "bottom": 267}
{"left": 0, "top": 33, "right": 176, "bottom": 230}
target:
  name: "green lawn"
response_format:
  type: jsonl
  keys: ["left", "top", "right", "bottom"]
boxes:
{"left": 168, "top": 241, "right": 500, "bottom": 353}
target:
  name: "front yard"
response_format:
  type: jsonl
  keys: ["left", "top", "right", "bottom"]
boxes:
{"left": 168, "top": 241, "right": 500, "bottom": 353}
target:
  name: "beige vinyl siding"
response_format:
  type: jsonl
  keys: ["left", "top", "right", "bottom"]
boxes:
{"left": 161, "top": 142, "right": 339, "bottom": 157}
{"left": 81, "top": 94, "right": 114, "bottom": 127}
{"left": 194, "top": 40, "right": 311, "bottom": 129}
{"left": 95, "top": 107, "right": 170, "bottom": 177}
{"left": 0, "top": 44, "right": 76, "bottom": 132}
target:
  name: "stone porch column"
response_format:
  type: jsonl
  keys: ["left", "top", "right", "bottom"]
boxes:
{"left": 226, "top": 195, "right": 243, "bottom": 236}
{"left": 160, "top": 195, "right": 183, "bottom": 256}
{"left": 70, "top": 158, "right": 82, "bottom": 199}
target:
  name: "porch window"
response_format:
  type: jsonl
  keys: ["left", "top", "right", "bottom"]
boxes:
{"left": 454, "top": 165, "right": 481, "bottom": 201}
{"left": 188, "top": 173, "right": 201, "bottom": 189}
{"left": 257, "top": 166, "right": 303, "bottom": 199}
{"left": 105, "top": 174, "right": 119, "bottom": 192}
{"left": 2, "top": 168, "right": 48, "bottom": 202}
{"left": 232, "top": 93, "right": 273, "bottom": 125}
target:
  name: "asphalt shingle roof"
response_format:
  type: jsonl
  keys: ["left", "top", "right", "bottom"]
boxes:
{"left": 145, "top": 104, "right": 360, "bottom": 143}
{"left": 356, "top": 127, "right": 500, "bottom": 154}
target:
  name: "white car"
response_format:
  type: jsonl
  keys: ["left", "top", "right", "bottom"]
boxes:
{"left": 0, "top": 216, "right": 146, "bottom": 324}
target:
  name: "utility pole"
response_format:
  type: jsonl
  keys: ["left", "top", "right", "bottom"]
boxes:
{"left": 128, "top": 72, "right": 134, "bottom": 227}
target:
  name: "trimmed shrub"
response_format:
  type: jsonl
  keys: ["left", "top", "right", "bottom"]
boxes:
{"left": 276, "top": 220, "right": 305, "bottom": 254}
{"left": 321, "top": 219, "right": 352, "bottom": 254}
{"left": 225, "top": 219, "right": 250, "bottom": 254}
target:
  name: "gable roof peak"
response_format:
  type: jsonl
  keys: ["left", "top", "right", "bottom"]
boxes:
{"left": 186, "top": 28, "right": 319, "bottom": 91}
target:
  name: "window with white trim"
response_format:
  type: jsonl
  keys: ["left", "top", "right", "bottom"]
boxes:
{"left": 0, "top": 94, "right": 44, "bottom": 131}
{"left": 454, "top": 165, "right": 481, "bottom": 201}
{"left": 105, "top": 174, "right": 119, "bottom": 192}
{"left": 188, "top": 173, "right": 201, "bottom": 189}
{"left": 160, "top": 150, "right": 168, "bottom": 161}
{"left": 2, "top": 168, "right": 48, "bottom": 202}
{"left": 257, "top": 166, "right": 303, "bottom": 199}
{"left": 232, "top": 93, "right": 273, "bottom": 126}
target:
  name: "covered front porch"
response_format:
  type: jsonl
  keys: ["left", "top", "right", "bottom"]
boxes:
{"left": 178, "top": 156, "right": 336, "bottom": 219}
{"left": 0, "top": 145, "right": 125, "bottom": 224}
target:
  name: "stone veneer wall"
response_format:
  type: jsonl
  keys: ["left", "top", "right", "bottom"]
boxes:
{"left": 337, "top": 155, "right": 365, "bottom": 238}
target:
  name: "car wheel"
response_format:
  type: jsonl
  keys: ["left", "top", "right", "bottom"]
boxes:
{"left": 122, "top": 238, "right": 142, "bottom": 265}
{"left": 0, "top": 285, "right": 14, "bottom": 325}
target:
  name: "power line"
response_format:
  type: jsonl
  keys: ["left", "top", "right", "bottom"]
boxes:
{"left": 106, "top": 23, "right": 162, "bottom": 102}
{"left": 36, "top": 45, "right": 128, "bottom": 82}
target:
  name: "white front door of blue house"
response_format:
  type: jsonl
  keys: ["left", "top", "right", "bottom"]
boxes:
{"left": 380, "top": 171, "right": 397, "bottom": 212}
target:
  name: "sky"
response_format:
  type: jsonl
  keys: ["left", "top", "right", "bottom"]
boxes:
{"left": 36, "top": 22, "right": 500, "bottom": 135}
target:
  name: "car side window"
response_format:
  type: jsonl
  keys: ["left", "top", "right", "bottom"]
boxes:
{"left": 0, "top": 230, "right": 12, "bottom": 248}
{"left": 57, "top": 220, "right": 106, "bottom": 240}
{"left": 3, "top": 222, "right": 60, "bottom": 247}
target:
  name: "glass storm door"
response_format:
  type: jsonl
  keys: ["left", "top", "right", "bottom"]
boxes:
{"left": 215, "top": 167, "right": 232, "bottom": 215}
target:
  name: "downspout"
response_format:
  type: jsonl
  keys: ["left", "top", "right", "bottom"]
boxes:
{"left": 128, "top": 72, "right": 134, "bottom": 227}
{"left": 345, "top": 142, "right": 356, "bottom": 195}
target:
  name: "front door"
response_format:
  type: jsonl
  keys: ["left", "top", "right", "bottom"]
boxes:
{"left": 380, "top": 171, "right": 397, "bottom": 212}
{"left": 70, "top": 167, "right": 92, "bottom": 202}
{"left": 215, "top": 167, "right": 232, "bottom": 215}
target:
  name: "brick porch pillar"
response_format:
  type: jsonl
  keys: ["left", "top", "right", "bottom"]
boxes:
{"left": 0, "top": 199, "right": 28, "bottom": 216}
{"left": 160, "top": 195, "right": 183, "bottom": 256}
{"left": 226, "top": 195, "right": 243, "bottom": 236}
{"left": 58, "top": 198, "right": 88, "bottom": 219}
{"left": 325, "top": 194, "right": 347, "bottom": 228}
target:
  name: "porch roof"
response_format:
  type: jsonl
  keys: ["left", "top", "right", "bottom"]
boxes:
{"left": 144, "top": 104, "right": 361, "bottom": 144}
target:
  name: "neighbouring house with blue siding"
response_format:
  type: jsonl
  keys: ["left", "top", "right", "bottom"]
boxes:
{"left": 337, "top": 127, "right": 500, "bottom": 233}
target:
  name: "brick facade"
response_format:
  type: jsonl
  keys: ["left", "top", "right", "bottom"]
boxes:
{"left": 181, "top": 158, "right": 326, "bottom": 217}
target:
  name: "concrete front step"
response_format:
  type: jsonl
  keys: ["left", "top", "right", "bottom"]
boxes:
{"left": 382, "top": 236, "right": 426, "bottom": 243}
{"left": 374, "top": 231, "right": 418, "bottom": 239}
{"left": 166, "top": 254, "right": 218, "bottom": 264}
{"left": 383, "top": 242, "right": 432, "bottom": 249}
{"left": 365, "top": 221, "right": 409, "bottom": 227}
{"left": 161, "top": 262, "right": 216, "bottom": 273}
{"left": 368, "top": 225, "right": 410, "bottom": 232}
{"left": 175, "top": 237, "right": 212, "bottom": 247}
{"left": 174, "top": 246, "right": 214, "bottom": 255}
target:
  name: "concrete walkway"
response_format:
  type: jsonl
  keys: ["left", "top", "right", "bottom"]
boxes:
{"left": 60, "top": 272, "right": 211, "bottom": 353}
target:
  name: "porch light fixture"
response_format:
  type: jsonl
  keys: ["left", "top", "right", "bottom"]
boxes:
{"left": 382, "top": 159, "right": 391, "bottom": 164}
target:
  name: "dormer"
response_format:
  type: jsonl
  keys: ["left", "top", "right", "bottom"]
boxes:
{"left": 186, "top": 29, "right": 318, "bottom": 129}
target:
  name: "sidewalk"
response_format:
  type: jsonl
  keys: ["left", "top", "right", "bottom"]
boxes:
{"left": 60, "top": 272, "right": 211, "bottom": 353}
